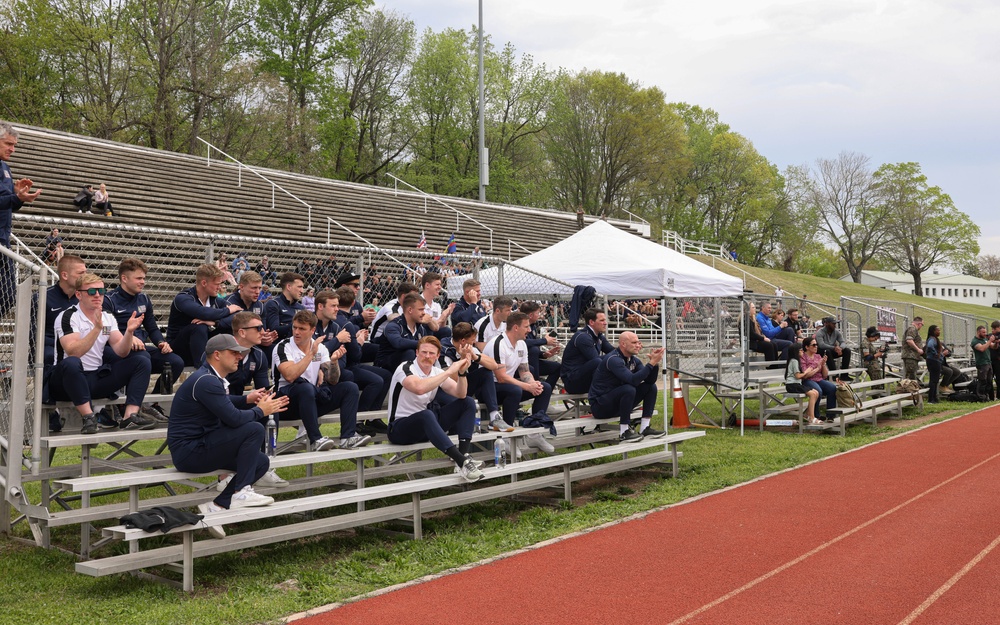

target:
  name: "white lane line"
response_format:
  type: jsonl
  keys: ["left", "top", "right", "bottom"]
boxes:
{"left": 896, "top": 531, "right": 1000, "bottom": 625}
{"left": 666, "top": 450, "right": 1000, "bottom": 625}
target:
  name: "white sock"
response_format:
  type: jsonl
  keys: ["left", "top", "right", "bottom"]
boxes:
{"left": 489, "top": 411, "right": 502, "bottom": 422}
{"left": 620, "top": 424, "right": 629, "bottom": 435}
{"left": 641, "top": 418, "right": 651, "bottom": 431}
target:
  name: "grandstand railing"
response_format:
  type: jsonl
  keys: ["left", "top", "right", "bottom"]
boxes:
{"left": 197, "top": 137, "right": 314, "bottom": 233}
{"left": 662, "top": 230, "right": 728, "bottom": 260}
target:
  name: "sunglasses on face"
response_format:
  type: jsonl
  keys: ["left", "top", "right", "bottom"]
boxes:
{"left": 245, "top": 325, "right": 264, "bottom": 332}
{"left": 81, "top": 287, "right": 107, "bottom": 296}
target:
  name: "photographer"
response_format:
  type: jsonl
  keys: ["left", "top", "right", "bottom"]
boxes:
{"left": 990, "top": 321, "right": 1000, "bottom": 397}
{"left": 970, "top": 325, "right": 997, "bottom": 400}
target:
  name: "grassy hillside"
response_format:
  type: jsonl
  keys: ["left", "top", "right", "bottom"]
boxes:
{"left": 693, "top": 255, "right": 999, "bottom": 333}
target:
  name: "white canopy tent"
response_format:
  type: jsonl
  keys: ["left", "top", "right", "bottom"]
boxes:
{"left": 451, "top": 221, "right": 749, "bottom": 432}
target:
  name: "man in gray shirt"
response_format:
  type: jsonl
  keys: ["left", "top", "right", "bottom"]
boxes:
{"left": 816, "top": 316, "right": 852, "bottom": 380}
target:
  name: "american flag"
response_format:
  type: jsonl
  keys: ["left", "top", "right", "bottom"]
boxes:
{"left": 416, "top": 231, "right": 426, "bottom": 249}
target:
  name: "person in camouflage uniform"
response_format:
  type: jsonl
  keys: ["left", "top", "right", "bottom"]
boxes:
{"left": 901, "top": 317, "right": 924, "bottom": 382}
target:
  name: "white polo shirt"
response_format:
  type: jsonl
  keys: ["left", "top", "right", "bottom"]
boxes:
{"left": 387, "top": 360, "right": 441, "bottom": 421}
{"left": 54, "top": 307, "right": 117, "bottom": 371}
{"left": 272, "top": 337, "right": 329, "bottom": 390}
{"left": 371, "top": 297, "right": 401, "bottom": 340}
{"left": 484, "top": 333, "right": 528, "bottom": 381}
{"left": 474, "top": 314, "right": 505, "bottom": 344}
{"left": 424, "top": 298, "right": 442, "bottom": 320}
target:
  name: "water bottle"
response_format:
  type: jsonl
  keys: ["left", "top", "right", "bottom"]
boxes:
{"left": 494, "top": 436, "right": 506, "bottom": 469}
{"left": 266, "top": 415, "right": 278, "bottom": 457}
{"left": 474, "top": 412, "right": 482, "bottom": 434}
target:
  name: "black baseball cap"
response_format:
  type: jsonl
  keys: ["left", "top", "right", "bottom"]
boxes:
{"left": 334, "top": 272, "right": 361, "bottom": 288}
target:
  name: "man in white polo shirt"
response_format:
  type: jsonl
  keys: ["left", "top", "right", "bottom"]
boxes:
{"left": 484, "top": 311, "right": 554, "bottom": 453}
{"left": 473, "top": 295, "right": 512, "bottom": 351}
{"left": 386, "top": 336, "right": 483, "bottom": 482}
{"left": 273, "top": 310, "right": 370, "bottom": 450}
{"left": 51, "top": 273, "right": 155, "bottom": 434}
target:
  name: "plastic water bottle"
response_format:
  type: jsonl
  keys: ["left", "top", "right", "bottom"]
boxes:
{"left": 266, "top": 415, "right": 278, "bottom": 457}
{"left": 494, "top": 436, "right": 506, "bottom": 469}
{"left": 474, "top": 412, "right": 481, "bottom": 434}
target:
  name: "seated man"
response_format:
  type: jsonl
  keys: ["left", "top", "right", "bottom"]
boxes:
{"left": 263, "top": 272, "right": 306, "bottom": 342}
{"left": 451, "top": 278, "right": 488, "bottom": 325}
{"left": 861, "top": 327, "right": 886, "bottom": 382}
{"left": 440, "top": 322, "right": 502, "bottom": 430}
{"left": 35, "top": 254, "right": 86, "bottom": 431}
{"left": 166, "top": 264, "right": 241, "bottom": 366}
{"left": 370, "top": 281, "right": 421, "bottom": 343}
{"left": 420, "top": 271, "right": 455, "bottom": 336}
{"left": 104, "top": 258, "right": 184, "bottom": 396}
{"left": 816, "top": 316, "right": 852, "bottom": 380}
{"left": 375, "top": 292, "right": 432, "bottom": 372}
{"left": 273, "top": 310, "right": 370, "bottom": 450}
{"left": 755, "top": 302, "right": 794, "bottom": 359}
{"left": 520, "top": 301, "right": 561, "bottom": 388}
{"left": 473, "top": 295, "right": 512, "bottom": 350}
{"left": 485, "top": 311, "right": 554, "bottom": 453}
{"left": 314, "top": 289, "right": 389, "bottom": 433}
{"left": 335, "top": 271, "right": 377, "bottom": 330}
{"left": 219, "top": 271, "right": 266, "bottom": 321}
{"left": 226, "top": 311, "right": 272, "bottom": 394}
{"left": 334, "top": 284, "right": 380, "bottom": 364}
{"left": 589, "top": 331, "right": 666, "bottom": 442}
{"left": 785, "top": 308, "right": 807, "bottom": 340}
{"left": 386, "top": 336, "right": 483, "bottom": 482}
{"left": 168, "top": 334, "right": 289, "bottom": 536}
{"left": 51, "top": 273, "right": 155, "bottom": 433}
{"left": 560, "top": 308, "right": 614, "bottom": 394}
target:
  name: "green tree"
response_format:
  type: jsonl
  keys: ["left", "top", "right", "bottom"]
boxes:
{"left": 807, "top": 151, "right": 891, "bottom": 283}
{"left": 544, "top": 69, "right": 686, "bottom": 218}
{"left": 875, "top": 162, "right": 980, "bottom": 296}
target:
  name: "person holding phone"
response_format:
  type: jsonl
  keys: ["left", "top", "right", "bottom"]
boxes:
{"left": 800, "top": 336, "right": 837, "bottom": 418}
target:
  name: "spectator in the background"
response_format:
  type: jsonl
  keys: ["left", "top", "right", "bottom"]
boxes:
{"left": 73, "top": 184, "right": 95, "bottom": 213}
{"left": 231, "top": 253, "right": 250, "bottom": 284}
{"left": 255, "top": 256, "right": 277, "bottom": 286}
{"left": 44, "top": 228, "right": 64, "bottom": 265}
{"left": 301, "top": 286, "right": 315, "bottom": 312}
{"left": 93, "top": 182, "right": 113, "bottom": 216}
{"left": 452, "top": 278, "right": 488, "bottom": 326}
{"left": 216, "top": 252, "right": 236, "bottom": 286}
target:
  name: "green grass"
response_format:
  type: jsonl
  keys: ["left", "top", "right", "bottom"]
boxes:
{"left": 0, "top": 397, "right": 985, "bottom": 625}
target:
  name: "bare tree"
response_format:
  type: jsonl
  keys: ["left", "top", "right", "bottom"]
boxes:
{"left": 809, "top": 152, "right": 893, "bottom": 282}
{"left": 978, "top": 254, "right": 1000, "bottom": 281}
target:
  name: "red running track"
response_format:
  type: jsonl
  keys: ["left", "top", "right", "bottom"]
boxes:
{"left": 293, "top": 407, "right": 1000, "bottom": 625}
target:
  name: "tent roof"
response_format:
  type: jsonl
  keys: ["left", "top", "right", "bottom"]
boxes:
{"left": 505, "top": 221, "right": 744, "bottom": 299}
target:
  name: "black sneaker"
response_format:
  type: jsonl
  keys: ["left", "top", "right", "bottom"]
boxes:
{"left": 140, "top": 403, "right": 169, "bottom": 423}
{"left": 355, "top": 421, "right": 377, "bottom": 436}
{"left": 96, "top": 408, "right": 119, "bottom": 429}
{"left": 80, "top": 414, "right": 98, "bottom": 435}
{"left": 48, "top": 410, "right": 64, "bottom": 433}
{"left": 619, "top": 429, "right": 644, "bottom": 443}
{"left": 365, "top": 419, "right": 388, "bottom": 433}
{"left": 120, "top": 412, "right": 157, "bottom": 430}
{"left": 641, "top": 426, "right": 666, "bottom": 439}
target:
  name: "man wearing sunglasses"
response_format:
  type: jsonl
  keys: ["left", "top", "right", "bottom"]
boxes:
{"left": 51, "top": 274, "right": 155, "bottom": 434}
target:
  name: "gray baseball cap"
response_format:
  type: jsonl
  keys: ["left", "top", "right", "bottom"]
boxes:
{"left": 205, "top": 334, "right": 251, "bottom": 356}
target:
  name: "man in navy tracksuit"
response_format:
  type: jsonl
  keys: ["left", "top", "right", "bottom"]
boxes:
{"left": 104, "top": 258, "right": 184, "bottom": 393}
{"left": 166, "top": 264, "right": 242, "bottom": 366}
{"left": 314, "top": 289, "right": 389, "bottom": 433}
{"left": 560, "top": 308, "right": 614, "bottom": 394}
{"left": 438, "top": 322, "right": 502, "bottom": 428}
{"left": 589, "top": 331, "right": 666, "bottom": 442}
{"left": 451, "top": 278, "right": 488, "bottom": 325}
{"left": 520, "top": 301, "right": 561, "bottom": 388}
{"left": 0, "top": 123, "right": 41, "bottom": 315}
{"left": 263, "top": 272, "right": 306, "bottom": 342}
{"left": 375, "top": 292, "right": 431, "bottom": 373}
{"left": 168, "top": 334, "right": 289, "bottom": 529}
{"left": 224, "top": 311, "right": 271, "bottom": 394}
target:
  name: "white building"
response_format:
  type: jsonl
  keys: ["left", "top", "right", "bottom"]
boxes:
{"left": 842, "top": 270, "right": 1000, "bottom": 306}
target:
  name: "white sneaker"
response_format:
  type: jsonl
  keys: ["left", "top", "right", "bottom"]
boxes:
{"left": 216, "top": 473, "right": 233, "bottom": 492}
{"left": 525, "top": 432, "right": 555, "bottom": 453}
{"left": 504, "top": 439, "right": 523, "bottom": 460}
{"left": 312, "top": 436, "right": 337, "bottom": 451}
{"left": 256, "top": 469, "right": 288, "bottom": 488}
{"left": 197, "top": 502, "right": 227, "bottom": 539}
{"left": 229, "top": 485, "right": 274, "bottom": 508}
{"left": 454, "top": 455, "right": 485, "bottom": 473}
{"left": 459, "top": 457, "right": 485, "bottom": 482}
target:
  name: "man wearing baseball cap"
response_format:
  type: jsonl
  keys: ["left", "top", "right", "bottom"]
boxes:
{"left": 168, "top": 334, "right": 289, "bottom": 536}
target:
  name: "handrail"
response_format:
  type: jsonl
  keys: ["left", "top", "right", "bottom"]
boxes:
{"left": 662, "top": 230, "right": 728, "bottom": 259}
{"left": 621, "top": 208, "right": 650, "bottom": 227}
{"left": 698, "top": 253, "right": 782, "bottom": 295}
{"left": 508, "top": 239, "right": 531, "bottom": 259}
{"left": 196, "top": 137, "right": 313, "bottom": 232}
{"left": 10, "top": 233, "right": 59, "bottom": 280}
{"left": 325, "top": 217, "right": 412, "bottom": 274}
{"left": 387, "top": 173, "right": 495, "bottom": 251}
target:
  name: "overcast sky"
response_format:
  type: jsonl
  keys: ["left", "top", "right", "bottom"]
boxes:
{"left": 386, "top": 0, "right": 1000, "bottom": 258}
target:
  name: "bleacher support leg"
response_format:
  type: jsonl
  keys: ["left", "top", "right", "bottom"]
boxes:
{"left": 182, "top": 532, "right": 194, "bottom": 592}
{"left": 563, "top": 466, "right": 572, "bottom": 501}
{"left": 411, "top": 494, "right": 422, "bottom": 540}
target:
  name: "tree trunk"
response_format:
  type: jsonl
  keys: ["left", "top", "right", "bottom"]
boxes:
{"left": 911, "top": 271, "right": 923, "bottom": 297}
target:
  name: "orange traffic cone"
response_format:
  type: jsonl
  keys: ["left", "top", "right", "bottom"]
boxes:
{"left": 670, "top": 371, "right": 691, "bottom": 429}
